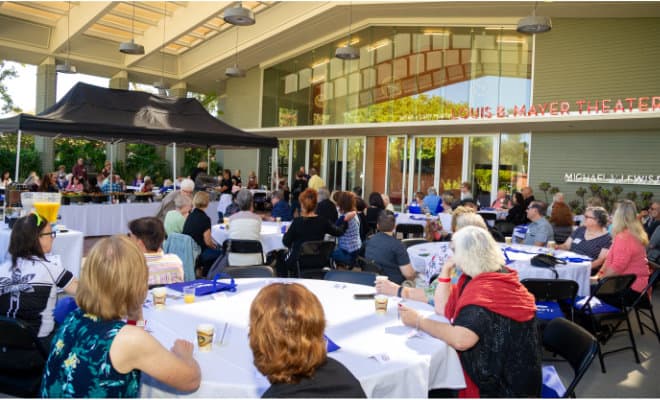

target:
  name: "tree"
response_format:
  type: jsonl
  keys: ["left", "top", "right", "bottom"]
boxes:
{"left": 0, "top": 61, "right": 21, "bottom": 115}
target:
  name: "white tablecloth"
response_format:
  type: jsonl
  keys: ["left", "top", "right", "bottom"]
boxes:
{"left": 211, "top": 221, "right": 288, "bottom": 255}
{"left": 140, "top": 278, "right": 465, "bottom": 398}
{"left": 59, "top": 201, "right": 219, "bottom": 237}
{"left": 0, "top": 226, "right": 84, "bottom": 277}
{"left": 396, "top": 213, "right": 453, "bottom": 232}
{"left": 407, "top": 242, "right": 591, "bottom": 296}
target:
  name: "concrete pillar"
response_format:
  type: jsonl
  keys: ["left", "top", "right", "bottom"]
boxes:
{"left": 165, "top": 82, "right": 186, "bottom": 178}
{"left": 34, "top": 58, "right": 57, "bottom": 174}
{"left": 106, "top": 72, "right": 128, "bottom": 163}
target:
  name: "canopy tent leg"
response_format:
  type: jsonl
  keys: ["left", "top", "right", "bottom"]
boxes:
{"left": 172, "top": 142, "right": 177, "bottom": 189}
{"left": 14, "top": 130, "right": 22, "bottom": 182}
{"left": 207, "top": 146, "right": 210, "bottom": 175}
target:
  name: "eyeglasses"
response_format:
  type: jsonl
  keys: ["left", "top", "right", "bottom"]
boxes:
{"left": 40, "top": 231, "right": 56, "bottom": 239}
{"left": 584, "top": 215, "right": 596, "bottom": 220}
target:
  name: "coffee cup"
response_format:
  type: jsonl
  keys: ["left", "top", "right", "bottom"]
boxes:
{"left": 505, "top": 236, "right": 512, "bottom": 245}
{"left": 375, "top": 295, "right": 388, "bottom": 314}
{"left": 196, "top": 323, "right": 215, "bottom": 352}
{"left": 152, "top": 287, "right": 167, "bottom": 309}
{"left": 375, "top": 275, "right": 388, "bottom": 284}
{"left": 547, "top": 240, "right": 556, "bottom": 250}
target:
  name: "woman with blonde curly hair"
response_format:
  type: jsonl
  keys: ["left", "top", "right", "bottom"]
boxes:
{"left": 249, "top": 283, "right": 365, "bottom": 398}
{"left": 596, "top": 199, "right": 650, "bottom": 306}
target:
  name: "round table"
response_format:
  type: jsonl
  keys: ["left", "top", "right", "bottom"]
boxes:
{"left": 140, "top": 278, "right": 465, "bottom": 398}
{"left": 407, "top": 242, "right": 592, "bottom": 296}
{"left": 211, "top": 221, "right": 289, "bottom": 255}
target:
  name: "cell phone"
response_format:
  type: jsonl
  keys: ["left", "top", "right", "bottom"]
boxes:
{"left": 353, "top": 293, "right": 376, "bottom": 300}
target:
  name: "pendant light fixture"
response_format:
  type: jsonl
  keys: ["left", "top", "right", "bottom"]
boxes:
{"left": 225, "top": 28, "right": 246, "bottom": 78}
{"left": 56, "top": 1, "right": 77, "bottom": 74}
{"left": 335, "top": 1, "right": 359, "bottom": 60}
{"left": 517, "top": 2, "right": 552, "bottom": 34}
{"left": 153, "top": 2, "right": 169, "bottom": 95}
{"left": 119, "top": 1, "right": 145, "bottom": 55}
{"left": 223, "top": 2, "right": 255, "bottom": 26}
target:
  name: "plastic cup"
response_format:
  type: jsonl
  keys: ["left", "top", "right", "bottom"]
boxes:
{"left": 375, "top": 295, "right": 388, "bottom": 314}
{"left": 547, "top": 240, "right": 556, "bottom": 250}
{"left": 505, "top": 236, "right": 512, "bottom": 245}
{"left": 196, "top": 324, "right": 215, "bottom": 352}
{"left": 152, "top": 287, "right": 167, "bottom": 309}
{"left": 223, "top": 217, "right": 230, "bottom": 225}
{"left": 375, "top": 275, "right": 388, "bottom": 284}
{"left": 183, "top": 286, "right": 196, "bottom": 304}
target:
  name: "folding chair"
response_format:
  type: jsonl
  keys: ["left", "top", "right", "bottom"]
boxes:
{"left": 296, "top": 240, "right": 337, "bottom": 279}
{"left": 0, "top": 317, "right": 49, "bottom": 397}
{"left": 355, "top": 256, "right": 383, "bottom": 274}
{"left": 395, "top": 223, "right": 424, "bottom": 239}
{"left": 542, "top": 318, "right": 598, "bottom": 398}
{"left": 324, "top": 270, "right": 378, "bottom": 287}
{"left": 224, "top": 239, "right": 265, "bottom": 267}
{"left": 494, "top": 220, "right": 515, "bottom": 236}
{"left": 163, "top": 232, "right": 201, "bottom": 282}
{"left": 401, "top": 238, "right": 429, "bottom": 248}
{"left": 224, "top": 265, "right": 274, "bottom": 278}
{"left": 572, "top": 274, "right": 638, "bottom": 373}
{"left": 523, "top": 279, "right": 579, "bottom": 323}
{"left": 630, "top": 267, "right": 660, "bottom": 343}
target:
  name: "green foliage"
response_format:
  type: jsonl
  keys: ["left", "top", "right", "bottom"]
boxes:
{"left": 549, "top": 186, "right": 560, "bottom": 196}
{"left": 0, "top": 146, "right": 41, "bottom": 180}
{"left": 191, "top": 92, "right": 223, "bottom": 118}
{"left": 568, "top": 199, "right": 583, "bottom": 215}
{"left": 124, "top": 144, "right": 170, "bottom": 185}
{"left": 626, "top": 191, "right": 637, "bottom": 202}
{"left": 589, "top": 184, "right": 602, "bottom": 197}
{"left": 612, "top": 185, "right": 623, "bottom": 200}
{"left": 183, "top": 148, "right": 221, "bottom": 178}
{"left": 538, "top": 182, "right": 551, "bottom": 202}
{"left": 0, "top": 61, "right": 21, "bottom": 114}
{"left": 53, "top": 138, "right": 106, "bottom": 171}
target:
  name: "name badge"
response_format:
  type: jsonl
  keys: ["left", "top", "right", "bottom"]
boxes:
{"left": 573, "top": 238, "right": 582, "bottom": 244}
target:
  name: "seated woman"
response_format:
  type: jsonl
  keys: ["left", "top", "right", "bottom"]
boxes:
{"left": 505, "top": 191, "right": 527, "bottom": 225}
{"left": 164, "top": 194, "right": 192, "bottom": 236}
{"left": 558, "top": 206, "right": 611, "bottom": 275}
{"left": 398, "top": 226, "right": 541, "bottom": 397}
{"left": 140, "top": 176, "right": 154, "bottom": 193}
{"left": 183, "top": 191, "right": 222, "bottom": 276}
{"left": 39, "top": 173, "right": 59, "bottom": 193}
{"left": 331, "top": 192, "right": 362, "bottom": 267}
{"left": 549, "top": 201, "right": 574, "bottom": 244}
{"left": 376, "top": 211, "right": 487, "bottom": 304}
{"left": 65, "top": 176, "right": 84, "bottom": 193}
{"left": 0, "top": 213, "right": 78, "bottom": 354}
{"left": 249, "top": 283, "right": 366, "bottom": 398}
{"left": 228, "top": 189, "right": 263, "bottom": 266}
{"left": 365, "top": 192, "right": 385, "bottom": 233}
{"left": 595, "top": 200, "right": 649, "bottom": 306}
{"left": 41, "top": 236, "right": 200, "bottom": 397}
{"left": 247, "top": 171, "right": 259, "bottom": 189}
{"left": 281, "top": 188, "right": 351, "bottom": 277}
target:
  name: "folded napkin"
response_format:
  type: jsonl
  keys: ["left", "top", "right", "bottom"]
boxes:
{"left": 409, "top": 215, "right": 429, "bottom": 221}
{"left": 167, "top": 274, "right": 237, "bottom": 296}
{"left": 324, "top": 334, "right": 340, "bottom": 352}
{"left": 515, "top": 224, "right": 529, "bottom": 234}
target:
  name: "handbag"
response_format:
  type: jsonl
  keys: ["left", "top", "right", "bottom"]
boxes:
{"left": 530, "top": 254, "right": 566, "bottom": 279}
{"left": 167, "top": 273, "right": 237, "bottom": 296}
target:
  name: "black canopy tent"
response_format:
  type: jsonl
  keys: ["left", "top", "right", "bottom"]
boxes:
{"left": 0, "top": 82, "right": 278, "bottom": 181}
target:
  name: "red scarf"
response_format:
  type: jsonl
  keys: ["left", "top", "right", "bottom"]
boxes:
{"left": 444, "top": 267, "right": 536, "bottom": 398}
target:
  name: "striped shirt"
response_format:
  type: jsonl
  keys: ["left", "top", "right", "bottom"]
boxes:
{"left": 144, "top": 252, "right": 184, "bottom": 285}
{"left": 338, "top": 215, "right": 362, "bottom": 253}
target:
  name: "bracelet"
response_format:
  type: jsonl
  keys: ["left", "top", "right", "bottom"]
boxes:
{"left": 397, "top": 286, "right": 403, "bottom": 298}
{"left": 437, "top": 277, "right": 451, "bottom": 283}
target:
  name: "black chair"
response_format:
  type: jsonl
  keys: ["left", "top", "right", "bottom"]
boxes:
{"left": 355, "top": 256, "right": 383, "bottom": 274}
{"left": 542, "top": 318, "right": 599, "bottom": 398}
{"left": 522, "top": 278, "right": 579, "bottom": 322}
{"left": 480, "top": 211, "right": 497, "bottom": 226}
{"left": 224, "top": 265, "right": 274, "bottom": 278}
{"left": 401, "top": 238, "right": 429, "bottom": 248}
{"left": 395, "top": 223, "right": 424, "bottom": 239}
{"left": 296, "top": 240, "right": 336, "bottom": 279}
{"left": 0, "top": 317, "right": 49, "bottom": 397}
{"left": 253, "top": 192, "right": 268, "bottom": 211}
{"left": 630, "top": 267, "right": 660, "bottom": 343}
{"left": 324, "top": 270, "right": 377, "bottom": 287}
{"left": 488, "top": 226, "right": 505, "bottom": 243}
{"left": 494, "top": 220, "right": 515, "bottom": 236}
{"left": 553, "top": 225, "right": 573, "bottom": 245}
{"left": 223, "top": 239, "right": 265, "bottom": 266}
{"left": 572, "top": 274, "right": 638, "bottom": 373}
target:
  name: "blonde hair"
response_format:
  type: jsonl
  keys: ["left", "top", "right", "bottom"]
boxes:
{"left": 455, "top": 212, "right": 487, "bottom": 231}
{"left": 452, "top": 226, "right": 504, "bottom": 277}
{"left": 193, "top": 191, "right": 210, "bottom": 208}
{"left": 611, "top": 199, "right": 648, "bottom": 246}
{"left": 76, "top": 236, "right": 148, "bottom": 320}
{"left": 451, "top": 206, "right": 474, "bottom": 232}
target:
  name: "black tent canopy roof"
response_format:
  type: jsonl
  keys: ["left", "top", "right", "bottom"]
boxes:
{"left": 0, "top": 82, "right": 277, "bottom": 149}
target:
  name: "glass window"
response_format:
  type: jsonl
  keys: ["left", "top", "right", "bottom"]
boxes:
{"left": 440, "top": 138, "right": 463, "bottom": 199}
{"left": 277, "top": 140, "right": 290, "bottom": 186}
{"left": 498, "top": 133, "right": 530, "bottom": 193}
{"left": 292, "top": 140, "right": 306, "bottom": 185}
{"left": 346, "top": 138, "right": 365, "bottom": 193}
{"left": 387, "top": 136, "right": 406, "bottom": 209}
{"left": 412, "top": 137, "right": 437, "bottom": 195}
{"left": 308, "top": 139, "right": 323, "bottom": 175}
{"left": 467, "top": 136, "right": 494, "bottom": 206}
{"left": 326, "top": 139, "right": 344, "bottom": 192}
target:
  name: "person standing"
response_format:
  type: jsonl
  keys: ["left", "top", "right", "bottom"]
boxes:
{"left": 71, "top": 158, "right": 87, "bottom": 181}
{"left": 307, "top": 168, "right": 325, "bottom": 192}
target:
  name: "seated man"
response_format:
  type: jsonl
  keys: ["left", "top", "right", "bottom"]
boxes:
{"left": 365, "top": 212, "right": 416, "bottom": 285}
{"left": 522, "top": 201, "right": 554, "bottom": 246}
{"left": 269, "top": 190, "right": 293, "bottom": 222}
{"left": 422, "top": 187, "right": 441, "bottom": 216}
{"left": 128, "top": 217, "right": 184, "bottom": 285}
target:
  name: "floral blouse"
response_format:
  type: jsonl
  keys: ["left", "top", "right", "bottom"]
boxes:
{"left": 41, "top": 309, "right": 140, "bottom": 398}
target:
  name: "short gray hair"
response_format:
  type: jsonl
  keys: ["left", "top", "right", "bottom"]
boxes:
{"left": 427, "top": 187, "right": 437, "bottom": 196}
{"left": 174, "top": 193, "right": 192, "bottom": 209}
{"left": 452, "top": 226, "right": 503, "bottom": 277}
{"left": 455, "top": 213, "right": 487, "bottom": 231}
{"left": 553, "top": 192, "right": 564, "bottom": 202}
{"left": 180, "top": 178, "right": 194, "bottom": 191}
{"left": 236, "top": 188, "right": 253, "bottom": 211}
{"left": 317, "top": 187, "right": 330, "bottom": 202}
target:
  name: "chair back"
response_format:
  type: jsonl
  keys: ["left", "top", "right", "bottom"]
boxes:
{"left": 489, "top": 226, "right": 505, "bottom": 243}
{"left": 0, "top": 317, "right": 48, "bottom": 397}
{"left": 224, "top": 265, "right": 274, "bottom": 278}
{"left": 629, "top": 268, "right": 660, "bottom": 309}
{"left": 224, "top": 239, "right": 265, "bottom": 266}
{"left": 163, "top": 232, "right": 201, "bottom": 281}
{"left": 324, "top": 270, "right": 377, "bottom": 287}
{"left": 592, "top": 274, "right": 636, "bottom": 298}
{"left": 297, "top": 240, "right": 336, "bottom": 278}
{"left": 494, "top": 220, "right": 515, "bottom": 236}
{"left": 395, "top": 223, "right": 424, "bottom": 239}
{"left": 401, "top": 238, "right": 429, "bottom": 248}
{"left": 356, "top": 256, "right": 383, "bottom": 274}
{"left": 523, "top": 279, "right": 579, "bottom": 302}
{"left": 543, "top": 318, "right": 598, "bottom": 397}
